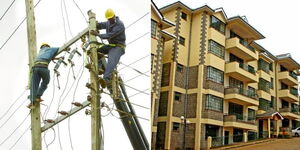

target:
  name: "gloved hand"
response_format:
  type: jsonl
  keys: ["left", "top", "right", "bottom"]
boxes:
{"left": 90, "top": 30, "right": 99, "bottom": 36}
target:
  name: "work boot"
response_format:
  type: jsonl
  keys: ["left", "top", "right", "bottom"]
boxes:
{"left": 27, "top": 103, "right": 35, "bottom": 109}
{"left": 98, "top": 68, "right": 104, "bottom": 75}
{"left": 35, "top": 98, "right": 44, "bottom": 103}
{"left": 99, "top": 78, "right": 107, "bottom": 89}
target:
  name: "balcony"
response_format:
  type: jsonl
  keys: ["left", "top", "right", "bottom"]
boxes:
{"left": 279, "top": 107, "right": 300, "bottom": 120}
{"left": 225, "top": 37, "right": 258, "bottom": 61}
{"left": 257, "top": 70, "right": 270, "bottom": 82}
{"left": 225, "top": 61, "right": 258, "bottom": 83}
{"left": 278, "top": 71, "right": 298, "bottom": 86}
{"left": 278, "top": 89, "right": 299, "bottom": 103}
{"left": 225, "top": 87, "right": 259, "bottom": 106}
{"left": 224, "top": 114, "right": 257, "bottom": 130}
{"left": 257, "top": 90, "right": 271, "bottom": 101}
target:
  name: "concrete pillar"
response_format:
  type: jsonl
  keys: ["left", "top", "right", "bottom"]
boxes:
{"left": 207, "top": 136, "right": 212, "bottom": 150}
{"left": 268, "top": 118, "right": 271, "bottom": 138}
{"left": 243, "top": 132, "right": 248, "bottom": 142}
{"left": 276, "top": 119, "right": 280, "bottom": 136}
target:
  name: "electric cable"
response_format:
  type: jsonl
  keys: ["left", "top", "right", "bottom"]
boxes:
{"left": 71, "top": 0, "right": 88, "bottom": 22}
{"left": 123, "top": 84, "right": 149, "bottom": 95}
{"left": 8, "top": 125, "right": 30, "bottom": 150}
{"left": 118, "top": 55, "right": 149, "bottom": 71}
{"left": 0, "top": 0, "right": 43, "bottom": 51}
{"left": 0, "top": 89, "right": 27, "bottom": 121}
{"left": 0, "top": 113, "right": 30, "bottom": 146}
{"left": 124, "top": 70, "right": 150, "bottom": 83}
{"left": 0, "top": 0, "right": 16, "bottom": 21}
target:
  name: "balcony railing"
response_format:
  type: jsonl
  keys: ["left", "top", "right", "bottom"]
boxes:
{"left": 290, "top": 88, "right": 299, "bottom": 97}
{"left": 225, "top": 113, "right": 255, "bottom": 124}
{"left": 226, "top": 87, "right": 258, "bottom": 100}
{"left": 289, "top": 72, "right": 298, "bottom": 80}
{"left": 279, "top": 107, "right": 300, "bottom": 115}
{"left": 239, "top": 39, "right": 255, "bottom": 52}
{"left": 238, "top": 63, "right": 256, "bottom": 74}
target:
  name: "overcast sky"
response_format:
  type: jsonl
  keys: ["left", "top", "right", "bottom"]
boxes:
{"left": 154, "top": 0, "right": 300, "bottom": 62}
{"left": 0, "top": 0, "right": 150, "bottom": 149}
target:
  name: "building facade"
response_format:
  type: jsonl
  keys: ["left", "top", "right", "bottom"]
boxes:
{"left": 151, "top": 1, "right": 300, "bottom": 150}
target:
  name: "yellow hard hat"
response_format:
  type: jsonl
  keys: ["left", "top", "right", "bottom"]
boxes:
{"left": 40, "top": 43, "right": 50, "bottom": 49}
{"left": 105, "top": 9, "right": 115, "bottom": 19}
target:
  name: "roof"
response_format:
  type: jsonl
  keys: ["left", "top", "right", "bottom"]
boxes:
{"left": 276, "top": 53, "right": 300, "bottom": 70}
{"left": 257, "top": 111, "right": 284, "bottom": 120}
{"left": 151, "top": 0, "right": 175, "bottom": 29}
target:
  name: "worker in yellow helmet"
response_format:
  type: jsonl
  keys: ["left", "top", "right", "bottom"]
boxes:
{"left": 27, "top": 43, "right": 60, "bottom": 109}
{"left": 90, "top": 8, "right": 126, "bottom": 88}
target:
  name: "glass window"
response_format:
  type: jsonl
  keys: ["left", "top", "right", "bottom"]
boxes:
{"left": 174, "top": 92, "right": 181, "bottom": 101}
{"left": 270, "top": 78, "right": 274, "bottom": 89}
{"left": 259, "top": 98, "right": 270, "bottom": 111}
{"left": 210, "top": 16, "right": 225, "bottom": 34}
{"left": 269, "top": 63, "right": 273, "bottom": 71}
{"left": 173, "top": 122, "right": 180, "bottom": 131}
{"left": 208, "top": 40, "right": 224, "bottom": 59}
{"left": 281, "top": 82, "right": 288, "bottom": 89}
{"left": 205, "top": 94, "right": 223, "bottom": 112}
{"left": 179, "top": 36, "right": 185, "bottom": 46}
{"left": 270, "top": 96, "right": 275, "bottom": 108}
{"left": 207, "top": 66, "right": 224, "bottom": 84}
{"left": 176, "top": 64, "right": 183, "bottom": 72}
{"left": 258, "top": 59, "right": 270, "bottom": 73}
{"left": 259, "top": 78, "right": 270, "bottom": 93}
{"left": 151, "top": 20, "right": 157, "bottom": 38}
{"left": 181, "top": 12, "right": 187, "bottom": 20}
{"left": 248, "top": 108, "right": 255, "bottom": 121}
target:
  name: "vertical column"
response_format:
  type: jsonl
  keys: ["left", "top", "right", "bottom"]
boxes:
{"left": 87, "top": 10, "right": 101, "bottom": 150}
{"left": 25, "top": 0, "right": 41, "bottom": 149}
{"left": 268, "top": 118, "right": 271, "bottom": 138}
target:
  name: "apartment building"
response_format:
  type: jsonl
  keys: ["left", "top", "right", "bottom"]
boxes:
{"left": 151, "top": 1, "right": 175, "bottom": 149}
{"left": 151, "top": 1, "right": 300, "bottom": 150}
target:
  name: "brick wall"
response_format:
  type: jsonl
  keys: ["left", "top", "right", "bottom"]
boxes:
{"left": 172, "top": 92, "right": 185, "bottom": 117}
{"left": 170, "top": 123, "right": 196, "bottom": 150}
{"left": 186, "top": 94, "right": 197, "bottom": 118}
{"left": 188, "top": 66, "right": 198, "bottom": 89}
{"left": 161, "top": 63, "right": 171, "bottom": 87}
{"left": 158, "top": 91, "right": 168, "bottom": 116}
{"left": 175, "top": 65, "right": 186, "bottom": 88}
{"left": 156, "top": 122, "right": 166, "bottom": 149}
{"left": 201, "top": 110, "right": 224, "bottom": 121}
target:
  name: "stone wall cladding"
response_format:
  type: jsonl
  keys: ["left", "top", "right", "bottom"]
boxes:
{"left": 158, "top": 91, "right": 168, "bottom": 116}
{"left": 151, "top": 132, "right": 157, "bottom": 150}
{"left": 201, "top": 110, "right": 224, "bottom": 121}
{"left": 186, "top": 94, "right": 197, "bottom": 118}
{"left": 175, "top": 65, "right": 186, "bottom": 88}
{"left": 172, "top": 93, "right": 185, "bottom": 117}
{"left": 170, "top": 126, "right": 182, "bottom": 150}
{"left": 152, "top": 31, "right": 164, "bottom": 96}
{"left": 156, "top": 122, "right": 166, "bottom": 149}
{"left": 199, "top": 12, "right": 208, "bottom": 65}
{"left": 185, "top": 123, "right": 196, "bottom": 149}
{"left": 188, "top": 66, "right": 198, "bottom": 89}
{"left": 161, "top": 63, "right": 171, "bottom": 87}
{"left": 172, "top": 8, "right": 182, "bottom": 62}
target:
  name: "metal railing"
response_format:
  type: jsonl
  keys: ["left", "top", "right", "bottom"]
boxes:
{"left": 289, "top": 71, "right": 298, "bottom": 80}
{"left": 290, "top": 88, "right": 298, "bottom": 96}
{"left": 225, "top": 113, "right": 256, "bottom": 124}
{"left": 239, "top": 63, "right": 256, "bottom": 74}
{"left": 239, "top": 39, "right": 255, "bottom": 52}
{"left": 225, "top": 87, "right": 258, "bottom": 100}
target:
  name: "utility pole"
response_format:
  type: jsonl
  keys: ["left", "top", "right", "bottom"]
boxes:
{"left": 25, "top": 0, "right": 41, "bottom": 149}
{"left": 87, "top": 10, "right": 102, "bottom": 150}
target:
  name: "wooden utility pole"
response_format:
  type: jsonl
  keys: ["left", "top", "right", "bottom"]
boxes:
{"left": 87, "top": 10, "right": 102, "bottom": 150}
{"left": 25, "top": 0, "right": 41, "bottom": 149}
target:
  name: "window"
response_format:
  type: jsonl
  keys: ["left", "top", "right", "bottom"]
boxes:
{"left": 176, "top": 64, "right": 183, "bottom": 72}
{"left": 179, "top": 36, "right": 185, "bottom": 46}
{"left": 248, "top": 86, "right": 256, "bottom": 97}
{"left": 270, "top": 78, "right": 274, "bottom": 89}
{"left": 174, "top": 92, "right": 181, "bottom": 101}
{"left": 281, "top": 100, "right": 289, "bottom": 108}
{"left": 248, "top": 109, "right": 255, "bottom": 121}
{"left": 230, "top": 53, "right": 244, "bottom": 64}
{"left": 259, "top": 78, "right": 270, "bottom": 93}
{"left": 207, "top": 66, "right": 224, "bottom": 84}
{"left": 208, "top": 40, "right": 224, "bottom": 58}
{"left": 210, "top": 16, "right": 225, "bottom": 34}
{"left": 229, "top": 77, "right": 243, "bottom": 89}
{"left": 269, "top": 63, "right": 273, "bottom": 71}
{"left": 259, "top": 98, "right": 270, "bottom": 111}
{"left": 181, "top": 12, "right": 187, "bottom": 20}
{"left": 258, "top": 59, "right": 270, "bottom": 73}
{"left": 270, "top": 96, "right": 274, "bottom": 108}
{"left": 151, "top": 20, "right": 157, "bottom": 38}
{"left": 280, "top": 65, "right": 288, "bottom": 72}
{"left": 205, "top": 94, "right": 223, "bottom": 112}
{"left": 281, "top": 82, "right": 288, "bottom": 89}
{"left": 173, "top": 122, "right": 180, "bottom": 131}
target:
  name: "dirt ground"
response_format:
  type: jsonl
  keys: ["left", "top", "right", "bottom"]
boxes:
{"left": 231, "top": 138, "right": 300, "bottom": 150}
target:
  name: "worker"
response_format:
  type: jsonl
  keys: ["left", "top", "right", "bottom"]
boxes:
{"left": 90, "top": 8, "right": 126, "bottom": 88}
{"left": 27, "top": 43, "right": 60, "bottom": 109}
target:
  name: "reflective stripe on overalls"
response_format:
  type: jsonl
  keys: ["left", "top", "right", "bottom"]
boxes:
{"left": 108, "top": 43, "right": 126, "bottom": 49}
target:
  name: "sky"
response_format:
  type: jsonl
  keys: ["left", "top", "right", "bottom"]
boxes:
{"left": 0, "top": 0, "right": 150, "bottom": 150}
{"left": 153, "top": 0, "right": 300, "bottom": 62}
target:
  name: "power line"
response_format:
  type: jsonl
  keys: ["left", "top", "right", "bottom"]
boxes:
{"left": 0, "top": 0, "right": 42, "bottom": 51}
{"left": 0, "top": 98, "right": 27, "bottom": 129}
{"left": 119, "top": 62, "right": 149, "bottom": 77}
{"left": 0, "top": 113, "right": 30, "bottom": 146}
{"left": 125, "top": 12, "right": 149, "bottom": 29}
{"left": 0, "top": 0, "right": 16, "bottom": 21}
{"left": 0, "top": 89, "right": 27, "bottom": 121}
{"left": 71, "top": 0, "right": 87, "bottom": 22}
{"left": 8, "top": 125, "right": 30, "bottom": 150}
{"left": 124, "top": 70, "right": 150, "bottom": 83}
{"left": 123, "top": 84, "right": 149, "bottom": 95}
{"left": 126, "top": 32, "right": 149, "bottom": 46}
{"left": 111, "top": 108, "right": 149, "bottom": 121}
{"left": 129, "top": 88, "right": 149, "bottom": 98}
{"left": 119, "top": 55, "right": 149, "bottom": 71}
